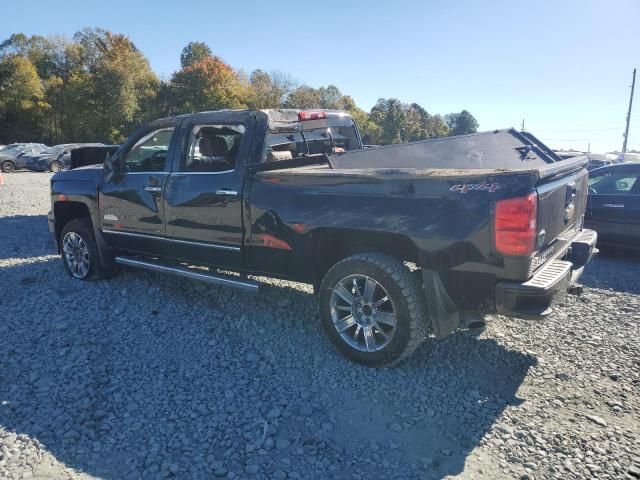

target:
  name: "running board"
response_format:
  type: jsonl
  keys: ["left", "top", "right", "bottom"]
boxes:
{"left": 114, "top": 256, "right": 259, "bottom": 292}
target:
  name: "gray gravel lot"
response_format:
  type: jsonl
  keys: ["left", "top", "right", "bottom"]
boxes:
{"left": 0, "top": 171, "right": 639, "bottom": 479}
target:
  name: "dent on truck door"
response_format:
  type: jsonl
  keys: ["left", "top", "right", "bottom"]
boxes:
{"left": 100, "top": 126, "right": 176, "bottom": 255}
{"left": 163, "top": 122, "right": 245, "bottom": 269}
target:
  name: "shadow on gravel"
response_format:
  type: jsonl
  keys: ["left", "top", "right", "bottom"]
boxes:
{"left": 0, "top": 215, "right": 54, "bottom": 260}
{"left": 580, "top": 248, "right": 640, "bottom": 295}
{"left": 0, "top": 257, "right": 536, "bottom": 479}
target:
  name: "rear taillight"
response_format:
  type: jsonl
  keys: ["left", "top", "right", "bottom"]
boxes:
{"left": 298, "top": 111, "right": 327, "bottom": 121}
{"left": 494, "top": 193, "right": 538, "bottom": 256}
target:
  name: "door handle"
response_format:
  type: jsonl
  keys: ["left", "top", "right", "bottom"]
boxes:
{"left": 215, "top": 189, "right": 238, "bottom": 197}
{"left": 144, "top": 186, "right": 162, "bottom": 192}
{"left": 603, "top": 203, "right": 624, "bottom": 208}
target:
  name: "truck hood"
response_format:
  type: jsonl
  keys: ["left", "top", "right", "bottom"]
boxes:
{"left": 51, "top": 164, "right": 103, "bottom": 183}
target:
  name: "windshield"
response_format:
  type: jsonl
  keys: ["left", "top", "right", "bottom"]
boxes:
{"left": 266, "top": 120, "right": 360, "bottom": 161}
{"left": 1, "top": 144, "right": 19, "bottom": 152}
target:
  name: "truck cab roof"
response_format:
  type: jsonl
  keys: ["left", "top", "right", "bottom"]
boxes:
{"left": 147, "top": 108, "right": 354, "bottom": 128}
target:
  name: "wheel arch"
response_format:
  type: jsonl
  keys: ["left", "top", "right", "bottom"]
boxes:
{"left": 311, "top": 228, "right": 420, "bottom": 287}
{"left": 54, "top": 200, "right": 116, "bottom": 275}
{"left": 54, "top": 201, "right": 92, "bottom": 246}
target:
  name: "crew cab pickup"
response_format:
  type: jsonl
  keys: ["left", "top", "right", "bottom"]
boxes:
{"left": 48, "top": 109, "right": 597, "bottom": 366}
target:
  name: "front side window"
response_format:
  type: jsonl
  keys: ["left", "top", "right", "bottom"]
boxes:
{"left": 184, "top": 124, "right": 245, "bottom": 173}
{"left": 124, "top": 127, "right": 174, "bottom": 173}
{"left": 588, "top": 170, "right": 639, "bottom": 195}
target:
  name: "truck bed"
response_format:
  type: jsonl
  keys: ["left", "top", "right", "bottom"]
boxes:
{"left": 328, "top": 128, "right": 564, "bottom": 170}
{"left": 251, "top": 129, "right": 589, "bottom": 292}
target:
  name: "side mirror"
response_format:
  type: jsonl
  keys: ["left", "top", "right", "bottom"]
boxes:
{"left": 104, "top": 152, "right": 121, "bottom": 183}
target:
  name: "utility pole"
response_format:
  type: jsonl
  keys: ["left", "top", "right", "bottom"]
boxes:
{"left": 622, "top": 68, "right": 636, "bottom": 158}
{"left": 521, "top": 119, "right": 525, "bottom": 132}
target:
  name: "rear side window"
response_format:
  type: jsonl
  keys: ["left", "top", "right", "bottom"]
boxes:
{"left": 184, "top": 124, "right": 245, "bottom": 173}
{"left": 588, "top": 170, "right": 639, "bottom": 195}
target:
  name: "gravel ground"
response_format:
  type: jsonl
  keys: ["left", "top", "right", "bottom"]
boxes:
{"left": 0, "top": 171, "right": 639, "bottom": 480}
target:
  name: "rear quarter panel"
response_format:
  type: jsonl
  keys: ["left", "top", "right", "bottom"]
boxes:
{"left": 246, "top": 168, "right": 538, "bottom": 309}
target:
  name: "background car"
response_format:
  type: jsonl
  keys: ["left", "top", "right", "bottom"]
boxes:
{"left": 587, "top": 158, "right": 614, "bottom": 171}
{"left": 585, "top": 162, "right": 640, "bottom": 249}
{"left": 0, "top": 143, "right": 48, "bottom": 173}
{"left": 25, "top": 143, "right": 103, "bottom": 172}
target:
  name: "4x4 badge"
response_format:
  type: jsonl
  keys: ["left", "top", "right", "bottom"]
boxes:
{"left": 450, "top": 183, "right": 500, "bottom": 193}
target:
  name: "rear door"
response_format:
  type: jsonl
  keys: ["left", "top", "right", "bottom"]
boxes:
{"left": 162, "top": 119, "right": 246, "bottom": 269}
{"left": 585, "top": 166, "right": 640, "bottom": 245}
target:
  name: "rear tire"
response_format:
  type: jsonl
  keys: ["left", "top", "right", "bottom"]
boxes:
{"left": 318, "top": 253, "right": 428, "bottom": 366}
{"left": 60, "top": 218, "right": 105, "bottom": 281}
{"left": 1, "top": 160, "right": 15, "bottom": 173}
{"left": 50, "top": 160, "right": 63, "bottom": 173}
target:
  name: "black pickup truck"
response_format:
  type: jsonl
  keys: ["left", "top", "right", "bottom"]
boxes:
{"left": 48, "top": 109, "right": 597, "bottom": 366}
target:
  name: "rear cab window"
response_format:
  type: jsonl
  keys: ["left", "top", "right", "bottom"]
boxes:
{"left": 265, "top": 113, "right": 361, "bottom": 162}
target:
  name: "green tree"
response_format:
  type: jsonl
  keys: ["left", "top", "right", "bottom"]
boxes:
{"left": 283, "top": 85, "right": 321, "bottom": 109}
{"left": 445, "top": 110, "right": 479, "bottom": 136}
{"left": 247, "top": 69, "right": 293, "bottom": 109}
{"left": 349, "top": 106, "right": 381, "bottom": 145}
{"left": 370, "top": 98, "right": 407, "bottom": 144}
{"left": 180, "top": 41, "right": 212, "bottom": 68}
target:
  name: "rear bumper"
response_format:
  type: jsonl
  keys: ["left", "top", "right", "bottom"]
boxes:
{"left": 495, "top": 228, "right": 598, "bottom": 319}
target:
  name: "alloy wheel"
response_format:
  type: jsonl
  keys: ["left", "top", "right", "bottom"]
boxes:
{"left": 329, "top": 274, "right": 397, "bottom": 352}
{"left": 62, "top": 232, "right": 90, "bottom": 279}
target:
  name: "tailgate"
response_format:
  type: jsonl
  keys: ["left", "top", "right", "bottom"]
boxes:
{"left": 531, "top": 156, "right": 589, "bottom": 272}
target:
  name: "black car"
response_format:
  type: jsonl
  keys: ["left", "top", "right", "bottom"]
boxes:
{"left": 48, "top": 109, "right": 597, "bottom": 366}
{"left": 585, "top": 163, "right": 640, "bottom": 249}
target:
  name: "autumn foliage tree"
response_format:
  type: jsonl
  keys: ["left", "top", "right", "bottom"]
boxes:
{"left": 168, "top": 53, "right": 247, "bottom": 114}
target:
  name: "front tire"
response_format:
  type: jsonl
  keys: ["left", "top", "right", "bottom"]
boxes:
{"left": 50, "top": 160, "right": 63, "bottom": 173}
{"left": 1, "top": 160, "right": 15, "bottom": 173}
{"left": 60, "top": 218, "right": 105, "bottom": 281}
{"left": 318, "top": 253, "right": 428, "bottom": 366}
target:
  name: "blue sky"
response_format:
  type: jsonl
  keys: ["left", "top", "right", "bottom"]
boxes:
{"left": 3, "top": 0, "right": 639, "bottom": 152}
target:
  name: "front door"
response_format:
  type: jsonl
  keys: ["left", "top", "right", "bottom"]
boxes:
{"left": 100, "top": 125, "right": 177, "bottom": 255}
{"left": 163, "top": 121, "right": 246, "bottom": 268}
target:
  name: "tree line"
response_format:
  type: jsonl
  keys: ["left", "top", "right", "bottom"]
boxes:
{"left": 0, "top": 29, "right": 479, "bottom": 145}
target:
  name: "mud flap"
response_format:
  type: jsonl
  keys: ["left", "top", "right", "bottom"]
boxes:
{"left": 93, "top": 226, "right": 117, "bottom": 274}
{"left": 422, "top": 269, "right": 460, "bottom": 338}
